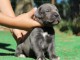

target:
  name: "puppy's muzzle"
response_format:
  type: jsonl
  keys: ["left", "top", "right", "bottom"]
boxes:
{"left": 43, "top": 13, "right": 60, "bottom": 26}
{"left": 50, "top": 12, "right": 60, "bottom": 24}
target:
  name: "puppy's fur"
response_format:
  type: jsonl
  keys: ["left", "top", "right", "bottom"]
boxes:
{"left": 15, "top": 3, "right": 61, "bottom": 60}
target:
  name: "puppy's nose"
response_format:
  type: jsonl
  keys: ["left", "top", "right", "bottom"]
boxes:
{"left": 54, "top": 14, "right": 59, "bottom": 17}
{"left": 52, "top": 12, "right": 59, "bottom": 18}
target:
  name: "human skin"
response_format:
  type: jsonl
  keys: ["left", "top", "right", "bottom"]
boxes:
{"left": 0, "top": 11, "right": 41, "bottom": 29}
{"left": 0, "top": 9, "right": 41, "bottom": 30}
{"left": 0, "top": 0, "right": 26, "bottom": 43}
{"left": 0, "top": 0, "right": 28, "bottom": 43}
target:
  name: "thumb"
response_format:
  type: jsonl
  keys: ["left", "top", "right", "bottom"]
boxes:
{"left": 27, "top": 7, "right": 37, "bottom": 17}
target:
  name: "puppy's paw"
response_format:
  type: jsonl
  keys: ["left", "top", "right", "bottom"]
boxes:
{"left": 18, "top": 54, "right": 26, "bottom": 58}
{"left": 36, "top": 58, "right": 46, "bottom": 60}
{"left": 52, "top": 57, "right": 60, "bottom": 60}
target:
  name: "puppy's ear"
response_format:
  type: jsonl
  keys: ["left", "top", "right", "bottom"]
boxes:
{"left": 35, "top": 7, "right": 44, "bottom": 19}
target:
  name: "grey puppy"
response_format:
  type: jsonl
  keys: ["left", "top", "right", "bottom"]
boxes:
{"left": 15, "top": 3, "right": 61, "bottom": 60}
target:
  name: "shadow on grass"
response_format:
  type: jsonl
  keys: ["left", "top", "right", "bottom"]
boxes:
{"left": 0, "top": 53, "right": 14, "bottom": 56}
{"left": 0, "top": 43, "right": 15, "bottom": 52}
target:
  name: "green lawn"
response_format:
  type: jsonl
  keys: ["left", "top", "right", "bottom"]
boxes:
{"left": 0, "top": 30, "right": 80, "bottom": 60}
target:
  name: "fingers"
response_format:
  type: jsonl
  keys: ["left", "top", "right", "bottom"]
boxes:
{"left": 12, "top": 29, "right": 27, "bottom": 40}
{"left": 13, "top": 29, "right": 22, "bottom": 39}
{"left": 21, "top": 30, "right": 27, "bottom": 35}
{"left": 27, "top": 7, "right": 37, "bottom": 17}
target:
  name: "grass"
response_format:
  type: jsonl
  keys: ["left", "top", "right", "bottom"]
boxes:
{"left": 0, "top": 30, "right": 80, "bottom": 60}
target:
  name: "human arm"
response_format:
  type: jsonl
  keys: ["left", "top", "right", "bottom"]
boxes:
{"left": 0, "top": 0, "right": 27, "bottom": 42}
{"left": 0, "top": 8, "right": 41, "bottom": 30}
{"left": 0, "top": 0, "right": 41, "bottom": 30}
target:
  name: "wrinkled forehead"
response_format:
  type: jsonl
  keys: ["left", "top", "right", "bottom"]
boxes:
{"left": 40, "top": 4, "right": 58, "bottom": 11}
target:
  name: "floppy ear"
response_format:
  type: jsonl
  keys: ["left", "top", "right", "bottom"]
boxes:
{"left": 35, "top": 6, "right": 44, "bottom": 19}
{"left": 34, "top": 6, "right": 45, "bottom": 25}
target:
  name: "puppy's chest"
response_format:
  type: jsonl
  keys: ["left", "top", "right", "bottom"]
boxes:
{"left": 41, "top": 32, "right": 51, "bottom": 48}
{"left": 38, "top": 27, "right": 54, "bottom": 49}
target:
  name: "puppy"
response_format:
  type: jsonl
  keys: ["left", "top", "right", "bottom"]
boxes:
{"left": 15, "top": 3, "right": 61, "bottom": 60}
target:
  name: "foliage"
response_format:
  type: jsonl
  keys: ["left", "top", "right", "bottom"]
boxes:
{"left": 56, "top": 0, "right": 80, "bottom": 35}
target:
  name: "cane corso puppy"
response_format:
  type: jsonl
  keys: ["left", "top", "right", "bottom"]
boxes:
{"left": 15, "top": 3, "right": 61, "bottom": 60}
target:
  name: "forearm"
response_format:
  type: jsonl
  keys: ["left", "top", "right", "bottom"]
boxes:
{"left": 0, "top": 0, "right": 41, "bottom": 30}
{"left": 0, "top": 13, "right": 41, "bottom": 30}
{"left": 0, "top": 0, "right": 15, "bottom": 17}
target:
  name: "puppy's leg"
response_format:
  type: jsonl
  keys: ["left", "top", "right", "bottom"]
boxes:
{"left": 33, "top": 45, "right": 46, "bottom": 60}
{"left": 31, "top": 38, "right": 46, "bottom": 60}
{"left": 48, "top": 37, "right": 60, "bottom": 60}
{"left": 15, "top": 44, "right": 26, "bottom": 58}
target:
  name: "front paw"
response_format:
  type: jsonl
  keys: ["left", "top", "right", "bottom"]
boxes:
{"left": 52, "top": 57, "right": 60, "bottom": 60}
{"left": 18, "top": 54, "right": 26, "bottom": 58}
{"left": 36, "top": 58, "right": 46, "bottom": 60}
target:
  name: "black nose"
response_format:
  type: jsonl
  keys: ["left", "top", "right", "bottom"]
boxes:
{"left": 52, "top": 12, "right": 59, "bottom": 18}
{"left": 54, "top": 14, "right": 59, "bottom": 17}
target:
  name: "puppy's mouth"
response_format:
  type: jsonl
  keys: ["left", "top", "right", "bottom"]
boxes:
{"left": 52, "top": 19, "right": 60, "bottom": 25}
{"left": 43, "top": 18, "right": 60, "bottom": 27}
{"left": 42, "top": 20, "right": 57, "bottom": 27}
{"left": 49, "top": 13, "right": 61, "bottom": 25}
{"left": 52, "top": 21, "right": 59, "bottom": 24}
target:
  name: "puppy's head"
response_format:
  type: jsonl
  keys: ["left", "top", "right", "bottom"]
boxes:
{"left": 35, "top": 3, "right": 61, "bottom": 26}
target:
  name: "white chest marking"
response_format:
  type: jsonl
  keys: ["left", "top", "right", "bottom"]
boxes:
{"left": 42, "top": 32, "right": 48, "bottom": 37}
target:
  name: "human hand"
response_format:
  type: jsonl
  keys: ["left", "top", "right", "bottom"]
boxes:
{"left": 15, "top": 8, "right": 42, "bottom": 30}
{"left": 11, "top": 29, "right": 27, "bottom": 44}
{"left": 16, "top": 7, "right": 37, "bottom": 20}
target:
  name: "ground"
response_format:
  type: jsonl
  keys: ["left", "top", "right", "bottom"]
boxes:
{"left": 0, "top": 29, "right": 80, "bottom": 60}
